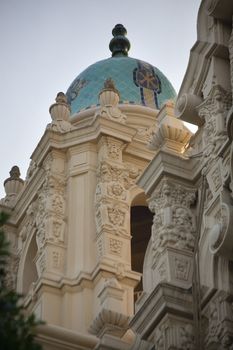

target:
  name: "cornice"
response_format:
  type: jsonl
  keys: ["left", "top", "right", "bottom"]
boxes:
{"left": 129, "top": 283, "right": 193, "bottom": 338}
{"left": 137, "top": 150, "right": 200, "bottom": 196}
{"left": 31, "top": 116, "right": 137, "bottom": 168}
{"left": 36, "top": 324, "right": 98, "bottom": 349}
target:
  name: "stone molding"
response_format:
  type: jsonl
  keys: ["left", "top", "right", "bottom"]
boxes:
{"left": 89, "top": 308, "right": 130, "bottom": 338}
{"left": 36, "top": 324, "right": 98, "bottom": 350}
{"left": 130, "top": 283, "right": 193, "bottom": 338}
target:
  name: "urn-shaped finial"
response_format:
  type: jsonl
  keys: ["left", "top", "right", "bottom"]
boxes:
{"left": 4, "top": 166, "right": 24, "bottom": 198}
{"left": 99, "top": 78, "right": 120, "bottom": 107}
{"left": 49, "top": 92, "right": 71, "bottom": 121}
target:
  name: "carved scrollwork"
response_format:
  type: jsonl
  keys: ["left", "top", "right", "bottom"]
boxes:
{"left": 96, "top": 82, "right": 127, "bottom": 124}
{"left": 204, "top": 293, "right": 233, "bottom": 349}
{"left": 209, "top": 200, "right": 233, "bottom": 260}
{"left": 197, "top": 85, "right": 232, "bottom": 164}
{"left": 149, "top": 180, "right": 196, "bottom": 263}
{"left": 154, "top": 321, "right": 194, "bottom": 350}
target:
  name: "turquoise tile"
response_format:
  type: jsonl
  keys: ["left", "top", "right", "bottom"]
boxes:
{"left": 66, "top": 56, "right": 176, "bottom": 115}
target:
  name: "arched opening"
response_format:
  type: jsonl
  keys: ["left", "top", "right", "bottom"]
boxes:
{"left": 22, "top": 233, "right": 38, "bottom": 295}
{"left": 130, "top": 193, "right": 153, "bottom": 302}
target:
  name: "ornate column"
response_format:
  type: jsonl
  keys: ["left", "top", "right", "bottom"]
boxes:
{"left": 89, "top": 81, "right": 141, "bottom": 338}
{"left": 148, "top": 179, "right": 196, "bottom": 290}
{"left": 91, "top": 135, "right": 138, "bottom": 338}
{"left": 34, "top": 151, "right": 67, "bottom": 280}
{"left": 95, "top": 136, "right": 129, "bottom": 265}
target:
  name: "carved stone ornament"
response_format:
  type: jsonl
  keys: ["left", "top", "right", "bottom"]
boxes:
{"left": 109, "top": 238, "right": 123, "bottom": 255}
{"left": 136, "top": 124, "right": 155, "bottom": 143}
{"left": 148, "top": 102, "right": 192, "bottom": 154}
{"left": 208, "top": 191, "right": 233, "bottom": 260}
{"left": 108, "top": 205, "right": 125, "bottom": 226}
{"left": 148, "top": 180, "right": 196, "bottom": 264}
{"left": 25, "top": 160, "right": 37, "bottom": 182}
{"left": 95, "top": 79, "right": 127, "bottom": 123}
{"left": 19, "top": 201, "right": 37, "bottom": 249}
{"left": 47, "top": 92, "right": 74, "bottom": 133}
{"left": 154, "top": 320, "right": 194, "bottom": 350}
{"left": 95, "top": 160, "right": 139, "bottom": 237}
{"left": 89, "top": 308, "right": 129, "bottom": 338}
{"left": 204, "top": 293, "right": 233, "bottom": 349}
{"left": 1, "top": 166, "right": 24, "bottom": 207}
{"left": 197, "top": 85, "right": 232, "bottom": 163}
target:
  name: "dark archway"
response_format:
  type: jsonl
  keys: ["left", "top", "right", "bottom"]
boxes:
{"left": 22, "top": 233, "right": 38, "bottom": 295}
{"left": 131, "top": 205, "right": 153, "bottom": 301}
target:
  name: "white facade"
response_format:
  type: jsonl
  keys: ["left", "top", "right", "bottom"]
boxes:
{"left": 1, "top": 0, "right": 233, "bottom": 349}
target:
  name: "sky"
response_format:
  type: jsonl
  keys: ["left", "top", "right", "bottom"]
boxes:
{"left": 0, "top": 0, "right": 201, "bottom": 198}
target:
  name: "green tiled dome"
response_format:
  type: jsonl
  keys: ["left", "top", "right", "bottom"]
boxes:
{"left": 66, "top": 25, "right": 176, "bottom": 115}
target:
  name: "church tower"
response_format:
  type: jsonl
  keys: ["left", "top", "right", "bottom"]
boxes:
{"left": 6, "top": 5, "right": 233, "bottom": 347}
{"left": 1, "top": 24, "right": 188, "bottom": 349}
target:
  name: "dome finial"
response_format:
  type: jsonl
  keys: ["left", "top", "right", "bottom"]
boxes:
{"left": 109, "top": 24, "right": 130, "bottom": 57}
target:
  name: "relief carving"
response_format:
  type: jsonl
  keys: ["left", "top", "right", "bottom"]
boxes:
{"left": 197, "top": 85, "right": 231, "bottom": 163}
{"left": 25, "top": 160, "right": 37, "bottom": 182}
{"left": 52, "top": 219, "right": 65, "bottom": 243}
{"left": 108, "top": 206, "right": 125, "bottom": 226}
{"left": 107, "top": 182, "right": 127, "bottom": 200}
{"left": 208, "top": 188, "right": 233, "bottom": 259}
{"left": 136, "top": 124, "right": 155, "bottom": 143}
{"left": 19, "top": 201, "right": 37, "bottom": 247}
{"left": 97, "top": 238, "right": 104, "bottom": 259}
{"left": 114, "top": 262, "right": 126, "bottom": 280}
{"left": 174, "top": 257, "right": 190, "bottom": 281}
{"left": 154, "top": 321, "right": 194, "bottom": 350}
{"left": 52, "top": 251, "right": 62, "bottom": 269}
{"left": 158, "top": 262, "right": 167, "bottom": 280}
{"left": 149, "top": 180, "right": 196, "bottom": 263}
{"left": 109, "top": 238, "right": 123, "bottom": 255}
{"left": 4, "top": 255, "right": 19, "bottom": 290}
{"left": 36, "top": 253, "right": 46, "bottom": 275}
{"left": 179, "top": 324, "right": 195, "bottom": 350}
{"left": 204, "top": 294, "right": 233, "bottom": 349}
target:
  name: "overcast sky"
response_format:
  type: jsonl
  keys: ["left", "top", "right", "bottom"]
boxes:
{"left": 0, "top": 0, "right": 201, "bottom": 198}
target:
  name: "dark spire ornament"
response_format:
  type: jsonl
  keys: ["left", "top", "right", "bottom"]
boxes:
{"left": 109, "top": 24, "right": 130, "bottom": 57}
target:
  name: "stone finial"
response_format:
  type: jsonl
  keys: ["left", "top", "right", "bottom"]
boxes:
{"left": 2, "top": 166, "right": 24, "bottom": 207}
{"left": 9, "top": 166, "right": 20, "bottom": 180}
{"left": 48, "top": 92, "right": 74, "bottom": 133}
{"left": 148, "top": 101, "right": 192, "bottom": 154}
{"left": 55, "top": 91, "right": 68, "bottom": 104}
{"left": 99, "top": 78, "right": 120, "bottom": 107}
{"left": 103, "top": 78, "right": 119, "bottom": 94}
{"left": 96, "top": 78, "right": 126, "bottom": 123}
{"left": 49, "top": 92, "right": 71, "bottom": 122}
{"left": 4, "top": 166, "right": 23, "bottom": 186}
